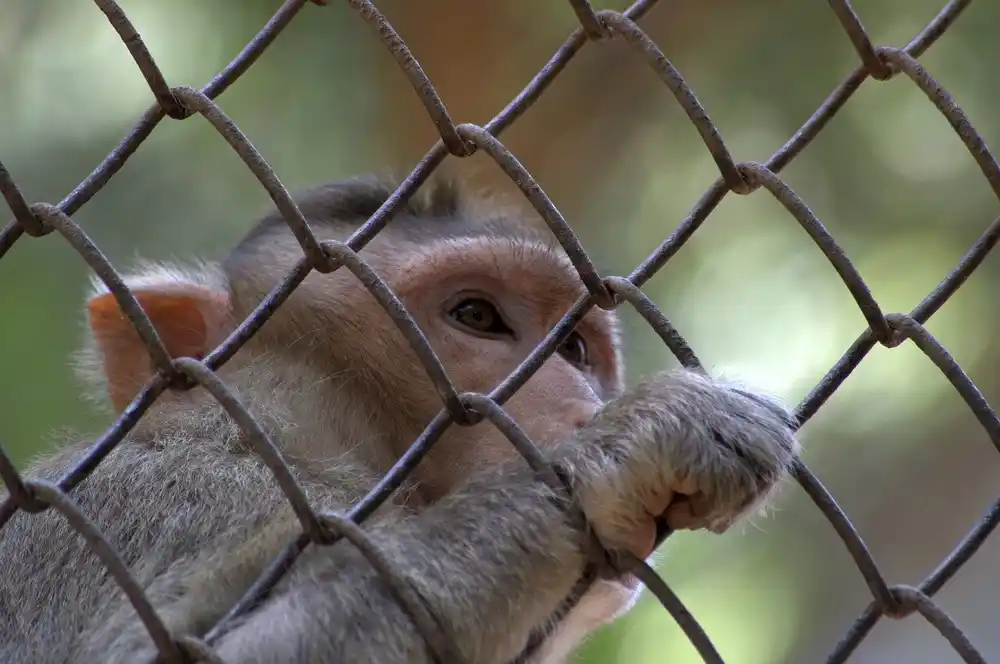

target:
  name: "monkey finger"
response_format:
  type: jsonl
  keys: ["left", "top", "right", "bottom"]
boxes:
{"left": 686, "top": 491, "right": 714, "bottom": 519}
{"left": 662, "top": 498, "right": 697, "bottom": 530}
{"left": 707, "top": 514, "right": 737, "bottom": 534}
{"left": 640, "top": 487, "right": 675, "bottom": 523}
{"left": 662, "top": 493, "right": 713, "bottom": 531}
{"left": 673, "top": 474, "right": 699, "bottom": 497}
{"left": 626, "top": 518, "right": 658, "bottom": 560}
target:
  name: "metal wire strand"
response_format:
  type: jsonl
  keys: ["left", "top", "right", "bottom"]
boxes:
{"left": 0, "top": 0, "right": 993, "bottom": 662}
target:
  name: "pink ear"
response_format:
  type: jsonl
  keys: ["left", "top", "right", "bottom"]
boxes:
{"left": 87, "top": 283, "right": 232, "bottom": 413}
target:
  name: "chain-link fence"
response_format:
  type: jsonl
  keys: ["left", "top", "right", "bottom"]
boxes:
{"left": 0, "top": 0, "right": 996, "bottom": 662}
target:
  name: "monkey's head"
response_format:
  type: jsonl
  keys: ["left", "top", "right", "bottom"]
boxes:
{"left": 82, "top": 175, "right": 624, "bottom": 503}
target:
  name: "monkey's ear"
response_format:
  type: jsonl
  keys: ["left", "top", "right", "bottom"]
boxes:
{"left": 86, "top": 271, "right": 233, "bottom": 413}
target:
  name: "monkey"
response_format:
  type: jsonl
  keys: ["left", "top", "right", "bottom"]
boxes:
{"left": 0, "top": 174, "right": 800, "bottom": 664}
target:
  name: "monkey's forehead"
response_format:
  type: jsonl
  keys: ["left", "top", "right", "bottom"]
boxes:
{"left": 390, "top": 235, "right": 577, "bottom": 285}
{"left": 234, "top": 173, "right": 485, "bottom": 247}
{"left": 230, "top": 196, "right": 567, "bottom": 276}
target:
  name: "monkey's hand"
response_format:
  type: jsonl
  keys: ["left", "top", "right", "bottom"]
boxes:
{"left": 557, "top": 369, "right": 799, "bottom": 563}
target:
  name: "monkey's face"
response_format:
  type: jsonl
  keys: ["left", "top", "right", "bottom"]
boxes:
{"left": 221, "top": 223, "right": 623, "bottom": 502}
{"left": 387, "top": 235, "right": 624, "bottom": 502}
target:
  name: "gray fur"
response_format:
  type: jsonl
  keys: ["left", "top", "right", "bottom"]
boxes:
{"left": 0, "top": 176, "right": 799, "bottom": 664}
{"left": 0, "top": 364, "right": 797, "bottom": 664}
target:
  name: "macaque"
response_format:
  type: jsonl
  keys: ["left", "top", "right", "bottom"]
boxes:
{"left": 0, "top": 175, "right": 799, "bottom": 664}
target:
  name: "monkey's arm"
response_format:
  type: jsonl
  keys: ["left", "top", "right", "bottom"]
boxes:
{"left": 210, "top": 461, "right": 590, "bottom": 664}
{"left": 77, "top": 457, "right": 590, "bottom": 664}
{"left": 83, "top": 370, "right": 797, "bottom": 664}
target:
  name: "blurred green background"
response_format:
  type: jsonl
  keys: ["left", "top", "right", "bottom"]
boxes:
{"left": 3, "top": 1, "right": 1000, "bottom": 662}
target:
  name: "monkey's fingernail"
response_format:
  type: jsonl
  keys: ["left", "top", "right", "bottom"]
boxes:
{"left": 664, "top": 500, "right": 696, "bottom": 530}
{"left": 688, "top": 492, "right": 712, "bottom": 518}
{"left": 707, "top": 519, "right": 731, "bottom": 534}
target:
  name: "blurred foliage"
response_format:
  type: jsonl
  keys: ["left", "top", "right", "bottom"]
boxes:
{"left": 3, "top": 1, "right": 1000, "bottom": 662}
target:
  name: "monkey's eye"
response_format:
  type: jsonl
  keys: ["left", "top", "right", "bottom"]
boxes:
{"left": 558, "top": 333, "right": 589, "bottom": 369}
{"left": 449, "top": 298, "right": 513, "bottom": 337}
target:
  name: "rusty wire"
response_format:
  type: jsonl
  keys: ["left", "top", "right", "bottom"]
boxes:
{"left": 0, "top": 0, "right": 996, "bottom": 661}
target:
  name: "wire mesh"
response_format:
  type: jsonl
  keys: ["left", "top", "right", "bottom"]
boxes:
{"left": 0, "top": 0, "right": 996, "bottom": 662}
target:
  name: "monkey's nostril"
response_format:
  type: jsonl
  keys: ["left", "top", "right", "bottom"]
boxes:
{"left": 571, "top": 406, "right": 598, "bottom": 429}
{"left": 575, "top": 412, "right": 599, "bottom": 429}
